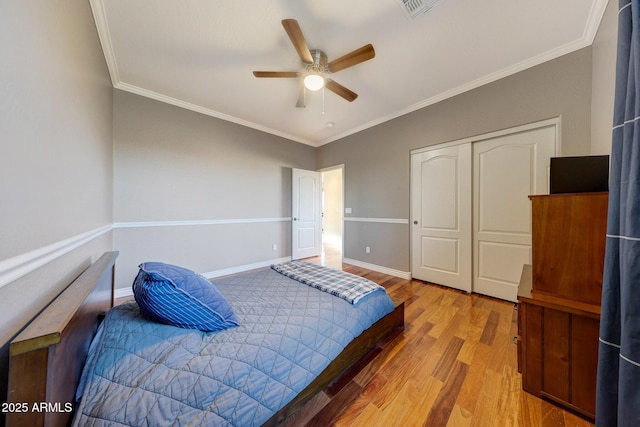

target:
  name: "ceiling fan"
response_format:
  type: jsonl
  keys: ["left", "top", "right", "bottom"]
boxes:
{"left": 253, "top": 19, "right": 375, "bottom": 107}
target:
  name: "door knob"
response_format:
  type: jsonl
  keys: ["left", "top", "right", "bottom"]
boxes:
{"left": 413, "top": 220, "right": 418, "bottom": 225}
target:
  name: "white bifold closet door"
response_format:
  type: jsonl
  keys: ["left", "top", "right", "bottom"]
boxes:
{"left": 411, "top": 123, "right": 556, "bottom": 302}
{"left": 410, "top": 143, "right": 473, "bottom": 293}
{"left": 472, "top": 126, "right": 555, "bottom": 301}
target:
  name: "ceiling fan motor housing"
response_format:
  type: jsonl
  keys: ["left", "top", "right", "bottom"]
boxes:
{"left": 305, "top": 49, "right": 329, "bottom": 74}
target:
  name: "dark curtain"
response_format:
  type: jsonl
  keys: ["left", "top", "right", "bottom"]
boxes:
{"left": 596, "top": 1, "right": 640, "bottom": 426}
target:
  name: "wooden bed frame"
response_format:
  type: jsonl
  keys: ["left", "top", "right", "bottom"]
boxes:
{"left": 6, "top": 252, "right": 404, "bottom": 427}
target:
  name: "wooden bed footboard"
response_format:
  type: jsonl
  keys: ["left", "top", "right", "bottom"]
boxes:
{"left": 263, "top": 300, "right": 405, "bottom": 426}
{"left": 6, "top": 252, "right": 118, "bottom": 427}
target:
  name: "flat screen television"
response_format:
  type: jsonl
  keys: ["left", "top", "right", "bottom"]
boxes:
{"left": 549, "top": 155, "right": 609, "bottom": 194}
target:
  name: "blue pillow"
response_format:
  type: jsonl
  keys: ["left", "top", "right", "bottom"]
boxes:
{"left": 132, "top": 262, "right": 239, "bottom": 332}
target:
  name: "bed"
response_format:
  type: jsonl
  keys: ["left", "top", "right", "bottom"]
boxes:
{"left": 6, "top": 252, "right": 404, "bottom": 426}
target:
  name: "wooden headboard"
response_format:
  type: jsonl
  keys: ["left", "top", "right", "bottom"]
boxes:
{"left": 6, "top": 252, "right": 118, "bottom": 427}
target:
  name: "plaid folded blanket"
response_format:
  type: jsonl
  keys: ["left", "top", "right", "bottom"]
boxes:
{"left": 271, "top": 261, "right": 384, "bottom": 304}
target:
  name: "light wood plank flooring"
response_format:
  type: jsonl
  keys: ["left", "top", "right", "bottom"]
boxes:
{"left": 295, "top": 248, "right": 595, "bottom": 427}
{"left": 117, "top": 246, "right": 595, "bottom": 426}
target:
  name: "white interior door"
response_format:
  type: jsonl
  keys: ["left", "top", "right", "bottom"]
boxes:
{"left": 411, "top": 143, "right": 472, "bottom": 292}
{"left": 292, "top": 168, "right": 322, "bottom": 260}
{"left": 472, "top": 125, "right": 556, "bottom": 302}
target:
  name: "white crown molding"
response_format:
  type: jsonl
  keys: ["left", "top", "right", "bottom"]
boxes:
{"left": 114, "top": 82, "right": 316, "bottom": 147}
{"left": 115, "top": 31, "right": 595, "bottom": 149}
{"left": 89, "top": 0, "right": 119, "bottom": 86}
{"left": 113, "top": 217, "right": 291, "bottom": 229}
{"left": 343, "top": 258, "right": 411, "bottom": 280}
{"left": 583, "top": 0, "right": 610, "bottom": 44}
{"left": 90, "top": 1, "right": 314, "bottom": 147}
{"left": 0, "top": 225, "right": 113, "bottom": 289}
{"left": 90, "top": 0, "right": 607, "bottom": 148}
{"left": 318, "top": 36, "right": 596, "bottom": 146}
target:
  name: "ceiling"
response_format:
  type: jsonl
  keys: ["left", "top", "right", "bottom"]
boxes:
{"left": 90, "top": 0, "right": 608, "bottom": 147}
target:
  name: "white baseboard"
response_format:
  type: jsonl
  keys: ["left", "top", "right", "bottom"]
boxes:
{"left": 343, "top": 258, "right": 411, "bottom": 279}
{"left": 114, "top": 286, "right": 134, "bottom": 299}
{"left": 201, "top": 257, "right": 291, "bottom": 279}
{"left": 113, "top": 256, "right": 292, "bottom": 299}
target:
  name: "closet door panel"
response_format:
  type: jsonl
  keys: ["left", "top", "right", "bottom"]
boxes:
{"left": 473, "top": 125, "right": 555, "bottom": 302}
{"left": 411, "top": 143, "right": 472, "bottom": 292}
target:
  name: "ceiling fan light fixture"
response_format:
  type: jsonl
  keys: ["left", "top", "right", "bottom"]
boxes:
{"left": 304, "top": 74, "right": 325, "bottom": 91}
{"left": 253, "top": 21, "right": 374, "bottom": 105}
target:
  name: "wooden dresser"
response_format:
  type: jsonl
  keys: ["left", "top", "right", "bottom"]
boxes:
{"left": 517, "top": 192, "right": 608, "bottom": 420}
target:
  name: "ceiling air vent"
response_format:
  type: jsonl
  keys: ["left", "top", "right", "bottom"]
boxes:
{"left": 396, "top": 0, "right": 440, "bottom": 22}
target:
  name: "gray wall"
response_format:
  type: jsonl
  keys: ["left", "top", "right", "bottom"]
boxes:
{"left": 112, "top": 90, "right": 316, "bottom": 289}
{"left": 318, "top": 47, "right": 594, "bottom": 273}
{"left": 0, "top": 0, "right": 618, "bottom": 412}
{"left": 592, "top": 0, "right": 617, "bottom": 155}
{"left": 0, "top": 0, "right": 113, "bottom": 407}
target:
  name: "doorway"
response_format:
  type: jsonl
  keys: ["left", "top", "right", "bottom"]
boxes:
{"left": 291, "top": 168, "right": 322, "bottom": 260}
{"left": 321, "top": 166, "right": 344, "bottom": 269}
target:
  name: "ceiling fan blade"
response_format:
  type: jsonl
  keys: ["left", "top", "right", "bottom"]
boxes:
{"left": 281, "top": 19, "right": 313, "bottom": 64}
{"left": 325, "top": 79, "right": 358, "bottom": 102}
{"left": 253, "top": 71, "right": 300, "bottom": 78}
{"left": 327, "top": 44, "right": 375, "bottom": 73}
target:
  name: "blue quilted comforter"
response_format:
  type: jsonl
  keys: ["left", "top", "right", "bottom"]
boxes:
{"left": 73, "top": 268, "right": 394, "bottom": 426}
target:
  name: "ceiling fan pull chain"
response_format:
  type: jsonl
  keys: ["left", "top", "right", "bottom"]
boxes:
{"left": 322, "top": 87, "right": 325, "bottom": 115}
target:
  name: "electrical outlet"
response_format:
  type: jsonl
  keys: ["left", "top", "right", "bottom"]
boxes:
{"left": 272, "top": 244, "right": 277, "bottom": 251}
{"left": 365, "top": 246, "right": 371, "bottom": 254}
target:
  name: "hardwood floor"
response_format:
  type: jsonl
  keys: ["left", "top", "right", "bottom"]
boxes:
{"left": 117, "top": 246, "right": 596, "bottom": 426}
{"left": 295, "top": 248, "right": 595, "bottom": 427}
